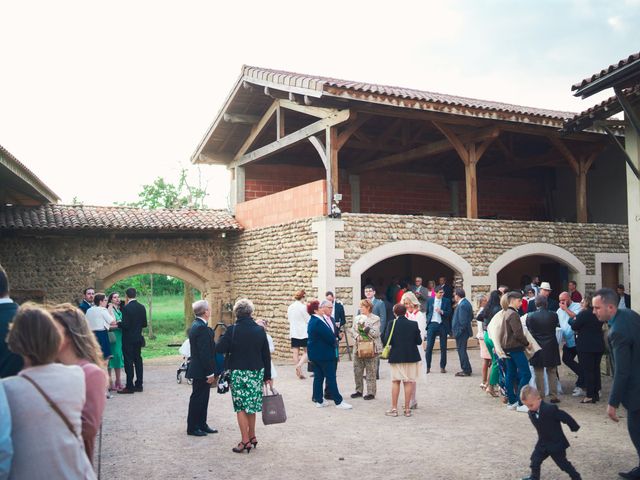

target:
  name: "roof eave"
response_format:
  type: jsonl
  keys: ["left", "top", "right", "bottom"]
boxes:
{"left": 0, "top": 146, "right": 60, "bottom": 203}
{"left": 573, "top": 59, "right": 640, "bottom": 98}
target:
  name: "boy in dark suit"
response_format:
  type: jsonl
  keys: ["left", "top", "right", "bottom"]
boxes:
{"left": 520, "top": 385, "right": 581, "bottom": 480}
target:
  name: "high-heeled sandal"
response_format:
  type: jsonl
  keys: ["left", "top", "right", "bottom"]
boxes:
{"left": 385, "top": 408, "right": 398, "bottom": 417}
{"left": 403, "top": 408, "right": 412, "bottom": 417}
{"left": 249, "top": 436, "right": 258, "bottom": 448}
{"left": 232, "top": 441, "right": 252, "bottom": 454}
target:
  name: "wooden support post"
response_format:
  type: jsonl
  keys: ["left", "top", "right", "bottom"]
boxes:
{"left": 433, "top": 122, "right": 498, "bottom": 219}
{"left": 465, "top": 143, "right": 479, "bottom": 219}
{"left": 326, "top": 126, "right": 339, "bottom": 215}
{"left": 276, "top": 107, "right": 285, "bottom": 140}
{"left": 549, "top": 138, "right": 600, "bottom": 223}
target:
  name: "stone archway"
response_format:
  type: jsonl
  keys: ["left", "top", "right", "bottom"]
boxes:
{"left": 95, "top": 252, "right": 212, "bottom": 295}
{"left": 487, "top": 242, "right": 588, "bottom": 293}
{"left": 348, "top": 240, "right": 474, "bottom": 314}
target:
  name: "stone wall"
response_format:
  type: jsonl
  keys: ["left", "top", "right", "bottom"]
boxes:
{"left": 0, "top": 233, "right": 233, "bottom": 308}
{"left": 335, "top": 214, "right": 628, "bottom": 278}
{"left": 228, "top": 218, "right": 317, "bottom": 358}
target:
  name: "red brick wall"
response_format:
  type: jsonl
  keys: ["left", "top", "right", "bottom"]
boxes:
{"left": 235, "top": 179, "right": 326, "bottom": 229}
{"left": 244, "top": 164, "right": 324, "bottom": 201}
{"left": 243, "top": 165, "right": 546, "bottom": 220}
{"left": 359, "top": 172, "right": 452, "bottom": 215}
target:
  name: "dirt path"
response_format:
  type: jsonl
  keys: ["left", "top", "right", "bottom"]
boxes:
{"left": 98, "top": 353, "right": 634, "bottom": 480}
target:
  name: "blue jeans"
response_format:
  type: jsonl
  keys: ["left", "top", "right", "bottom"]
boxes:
{"left": 425, "top": 323, "right": 447, "bottom": 370}
{"left": 455, "top": 333, "right": 472, "bottom": 374}
{"left": 312, "top": 360, "right": 343, "bottom": 405}
{"left": 505, "top": 350, "right": 532, "bottom": 405}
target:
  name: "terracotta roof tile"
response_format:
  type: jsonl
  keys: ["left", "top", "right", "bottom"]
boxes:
{"left": 0, "top": 204, "right": 242, "bottom": 232}
{"left": 572, "top": 52, "right": 640, "bottom": 91}
{"left": 243, "top": 65, "right": 577, "bottom": 121}
{"left": 562, "top": 85, "right": 640, "bottom": 133}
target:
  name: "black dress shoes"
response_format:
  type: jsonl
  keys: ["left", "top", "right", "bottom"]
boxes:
{"left": 187, "top": 429, "right": 207, "bottom": 437}
{"left": 363, "top": 394, "right": 375, "bottom": 400}
{"left": 619, "top": 467, "right": 640, "bottom": 479}
{"left": 201, "top": 425, "right": 218, "bottom": 434}
{"left": 134, "top": 386, "right": 143, "bottom": 392}
{"left": 117, "top": 388, "right": 135, "bottom": 394}
{"left": 350, "top": 392, "right": 363, "bottom": 398}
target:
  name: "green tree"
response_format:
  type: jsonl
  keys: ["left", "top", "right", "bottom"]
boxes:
{"left": 115, "top": 167, "right": 209, "bottom": 337}
{"left": 119, "top": 168, "right": 208, "bottom": 209}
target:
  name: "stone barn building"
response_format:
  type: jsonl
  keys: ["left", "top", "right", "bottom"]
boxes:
{"left": 1, "top": 65, "right": 634, "bottom": 358}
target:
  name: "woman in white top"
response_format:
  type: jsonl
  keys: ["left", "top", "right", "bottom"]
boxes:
{"left": 402, "top": 291, "right": 427, "bottom": 409}
{"left": 1, "top": 304, "right": 96, "bottom": 479}
{"left": 256, "top": 319, "right": 277, "bottom": 384}
{"left": 287, "top": 290, "right": 310, "bottom": 379}
{"left": 85, "top": 293, "right": 113, "bottom": 361}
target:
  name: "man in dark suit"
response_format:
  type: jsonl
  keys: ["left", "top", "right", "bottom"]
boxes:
{"left": 186, "top": 300, "right": 217, "bottom": 437}
{"left": 425, "top": 286, "right": 452, "bottom": 373}
{"left": 78, "top": 287, "right": 95, "bottom": 314}
{"left": 452, "top": 288, "right": 473, "bottom": 376}
{"left": 411, "top": 276, "right": 428, "bottom": 312}
{"left": 322, "top": 296, "right": 343, "bottom": 400}
{"left": 437, "top": 275, "right": 453, "bottom": 300}
{"left": 520, "top": 385, "right": 581, "bottom": 480}
{"left": 325, "top": 291, "right": 346, "bottom": 331}
{"left": 593, "top": 288, "right": 640, "bottom": 479}
{"left": 118, "top": 287, "right": 147, "bottom": 394}
{"left": 617, "top": 284, "right": 632, "bottom": 309}
{"left": 0, "top": 267, "right": 21, "bottom": 378}
{"left": 307, "top": 300, "right": 351, "bottom": 409}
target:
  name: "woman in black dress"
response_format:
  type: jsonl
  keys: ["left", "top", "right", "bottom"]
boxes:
{"left": 570, "top": 295, "right": 605, "bottom": 403}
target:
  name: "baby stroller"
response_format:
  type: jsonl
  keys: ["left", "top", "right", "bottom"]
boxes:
{"left": 176, "top": 339, "right": 193, "bottom": 385}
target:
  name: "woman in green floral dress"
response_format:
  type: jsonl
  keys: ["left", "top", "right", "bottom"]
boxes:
{"left": 216, "top": 298, "right": 272, "bottom": 453}
{"left": 107, "top": 292, "right": 124, "bottom": 391}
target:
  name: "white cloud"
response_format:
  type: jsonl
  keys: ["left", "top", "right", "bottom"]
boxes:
{"left": 607, "top": 15, "right": 625, "bottom": 31}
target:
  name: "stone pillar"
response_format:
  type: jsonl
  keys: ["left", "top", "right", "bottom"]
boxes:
{"left": 311, "top": 218, "right": 344, "bottom": 299}
{"left": 626, "top": 124, "right": 640, "bottom": 311}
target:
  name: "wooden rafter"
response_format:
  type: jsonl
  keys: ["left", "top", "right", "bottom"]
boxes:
{"left": 230, "top": 109, "right": 352, "bottom": 168}
{"left": 234, "top": 100, "right": 280, "bottom": 160}
{"left": 354, "top": 126, "right": 500, "bottom": 174}
{"left": 336, "top": 114, "right": 372, "bottom": 150}
{"left": 278, "top": 99, "right": 338, "bottom": 118}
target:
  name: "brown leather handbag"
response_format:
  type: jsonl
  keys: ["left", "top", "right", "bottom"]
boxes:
{"left": 356, "top": 339, "right": 376, "bottom": 359}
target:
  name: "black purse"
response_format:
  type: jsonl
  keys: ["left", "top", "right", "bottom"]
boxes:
{"left": 217, "top": 325, "right": 235, "bottom": 395}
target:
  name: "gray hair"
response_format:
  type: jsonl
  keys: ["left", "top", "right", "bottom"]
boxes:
{"left": 192, "top": 299, "right": 209, "bottom": 317}
{"left": 233, "top": 298, "right": 254, "bottom": 318}
{"left": 319, "top": 299, "right": 333, "bottom": 308}
{"left": 534, "top": 294, "right": 548, "bottom": 309}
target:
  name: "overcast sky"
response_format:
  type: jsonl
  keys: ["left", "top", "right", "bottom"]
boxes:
{"left": 1, "top": 0, "right": 638, "bottom": 208}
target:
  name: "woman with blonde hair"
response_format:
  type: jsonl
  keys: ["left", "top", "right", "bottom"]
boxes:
{"left": 349, "top": 298, "right": 382, "bottom": 400}
{"left": 401, "top": 291, "right": 427, "bottom": 409}
{"left": 50, "top": 304, "right": 108, "bottom": 462}
{"left": 1, "top": 304, "right": 96, "bottom": 479}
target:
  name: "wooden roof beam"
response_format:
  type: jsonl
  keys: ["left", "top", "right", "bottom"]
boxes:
{"left": 278, "top": 99, "right": 338, "bottom": 118}
{"left": 230, "top": 109, "right": 353, "bottom": 168}
{"left": 234, "top": 100, "right": 280, "bottom": 160}
{"left": 353, "top": 125, "right": 499, "bottom": 173}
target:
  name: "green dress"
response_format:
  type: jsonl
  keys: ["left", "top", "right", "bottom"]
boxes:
{"left": 108, "top": 308, "right": 124, "bottom": 369}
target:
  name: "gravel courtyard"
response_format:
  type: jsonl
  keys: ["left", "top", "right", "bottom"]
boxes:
{"left": 99, "top": 352, "right": 635, "bottom": 480}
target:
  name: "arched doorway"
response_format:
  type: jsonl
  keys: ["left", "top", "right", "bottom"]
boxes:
{"left": 348, "top": 240, "right": 473, "bottom": 314}
{"left": 488, "top": 243, "right": 587, "bottom": 293}
{"left": 361, "top": 254, "right": 455, "bottom": 301}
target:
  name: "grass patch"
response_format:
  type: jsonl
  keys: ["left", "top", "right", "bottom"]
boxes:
{"left": 134, "top": 294, "right": 200, "bottom": 359}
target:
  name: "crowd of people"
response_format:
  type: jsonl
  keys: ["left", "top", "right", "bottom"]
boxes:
{"left": 0, "top": 266, "right": 149, "bottom": 478}
{"left": 286, "top": 275, "right": 640, "bottom": 479}
{"left": 1, "top": 261, "right": 639, "bottom": 478}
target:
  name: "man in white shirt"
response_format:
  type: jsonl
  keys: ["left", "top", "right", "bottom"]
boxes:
{"left": 617, "top": 284, "right": 631, "bottom": 310}
{"left": 557, "top": 291, "right": 584, "bottom": 396}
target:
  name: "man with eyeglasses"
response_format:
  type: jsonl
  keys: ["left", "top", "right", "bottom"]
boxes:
{"left": 79, "top": 287, "right": 95, "bottom": 314}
